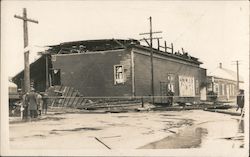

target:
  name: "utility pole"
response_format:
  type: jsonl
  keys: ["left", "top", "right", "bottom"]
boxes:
{"left": 14, "top": 8, "right": 38, "bottom": 93}
{"left": 236, "top": 60, "right": 239, "bottom": 92}
{"left": 139, "top": 16, "right": 162, "bottom": 104}
{"left": 232, "top": 60, "right": 241, "bottom": 93}
{"left": 149, "top": 17, "right": 154, "bottom": 104}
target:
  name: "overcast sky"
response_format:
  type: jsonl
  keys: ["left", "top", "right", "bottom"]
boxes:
{"left": 1, "top": 1, "right": 249, "bottom": 81}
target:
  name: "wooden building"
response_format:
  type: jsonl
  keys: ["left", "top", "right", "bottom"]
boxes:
{"left": 13, "top": 39, "right": 207, "bottom": 103}
{"left": 207, "top": 63, "right": 244, "bottom": 102}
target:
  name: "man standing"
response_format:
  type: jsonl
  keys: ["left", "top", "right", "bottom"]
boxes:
{"left": 36, "top": 92, "right": 43, "bottom": 116}
{"left": 21, "top": 93, "right": 28, "bottom": 120}
{"left": 167, "top": 89, "right": 174, "bottom": 106}
{"left": 236, "top": 90, "right": 244, "bottom": 114}
{"left": 42, "top": 93, "right": 48, "bottom": 114}
{"left": 26, "top": 88, "right": 38, "bottom": 118}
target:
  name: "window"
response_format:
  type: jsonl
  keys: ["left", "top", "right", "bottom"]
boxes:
{"left": 195, "top": 79, "right": 199, "bottom": 94}
{"left": 167, "top": 74, "right": 175, "bottom": 92}
{"left": 214, "top": 83, "right": 219, "bottom": 93}
{"left": 168, "top": 83, "right": 175, "bottom": 92}
{"left": 232, "top": 85, "right": 235, "bottom": 96}
{"left": 51, "top": 69, "right": 61, "bottom": 86}
{"left": 51, "top": 55, "right": 56, "bottom": 61}
{"left": 114, "top": 65, "right": 125, "bottom": 84}
{"left": 221, "top": 84, "right": 225, "bottom": 95}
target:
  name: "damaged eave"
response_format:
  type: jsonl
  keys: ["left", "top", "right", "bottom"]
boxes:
{"left": 132, "top": 45, "right": 203, "bottom": 65}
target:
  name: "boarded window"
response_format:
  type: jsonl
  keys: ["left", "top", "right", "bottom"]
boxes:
{"left": 178, "top": 75, "right": 195, "bottom": 96}
{"left": 114, "top": 65, "right": 125, "bottom": 84}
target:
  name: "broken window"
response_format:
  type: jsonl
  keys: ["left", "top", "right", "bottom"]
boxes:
{"left": 114, "top": 65, "right": 125, "bottom": 84}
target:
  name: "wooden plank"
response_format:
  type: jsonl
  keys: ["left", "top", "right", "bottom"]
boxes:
{"left": 65, "top": 87, "right": 75, "bottom": 107}
{"left": 51, "top": 85, "right": 62, "bottom": 107}
{"left": 61, "top": 86, "right": 70, "bottom": 107}
{"left": 68, "top": 90, "right": 77, "bottom": 107}
{"left": 63, "top": 87, "right": 72, "bottom": 107}
{"left": 58, "top": 86, "right": 65, "bottom": 106}
{"left": 55, "top": 85, "right": 63, "bottom": 107}
{"left": 72, "top": 97, "right": 80, "bottom": 108}
{"left": 75, "top": 97, "right": 84, "bottom": 108}
{"left": 94, "top": 137, "right": 111, "bottom": 149}
{"left": 72, "top": 91, "right": 81, "bottom": 108}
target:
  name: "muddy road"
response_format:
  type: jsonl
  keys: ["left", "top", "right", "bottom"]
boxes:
{"left": 9, "top": 110, "right": 244, "bottom": 149}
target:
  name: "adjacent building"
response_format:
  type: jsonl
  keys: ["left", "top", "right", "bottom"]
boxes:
{"left": 207, "top": 63, "right": 244, "bottom": 102}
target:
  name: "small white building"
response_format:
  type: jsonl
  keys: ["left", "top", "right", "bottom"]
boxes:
{"left": 207, "top": 63, "right": 244, "bottom": 102}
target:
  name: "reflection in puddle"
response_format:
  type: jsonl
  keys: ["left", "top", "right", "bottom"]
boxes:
{"left": 200, "top": 120, "right": 244, "bottom": 149}
{"left": 238, "top": 120, "right": 244, "bottom": 133}
{"left": 140, "top": 127, "right": 208, "bottom": 149}
{"left": 140, "top": 119, "right": 244, "bottom": 149}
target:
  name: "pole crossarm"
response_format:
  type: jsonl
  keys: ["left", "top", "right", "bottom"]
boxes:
{"left": 139, "top": 31, "right": 163, "bottom": 35}
{"left": 159, "top": 45, "right": 172, "bottom": 49}
{"left": 14, "top": 15, "right": 39, "bottom": 24}
{"left": 139, "top": 37, "right": 162, "bottom": 41}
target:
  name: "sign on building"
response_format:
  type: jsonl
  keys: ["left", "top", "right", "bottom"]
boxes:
{"left": 179, "top": 75, "right": 195, "bottom": 96}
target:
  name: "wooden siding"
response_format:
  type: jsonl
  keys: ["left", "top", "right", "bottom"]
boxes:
{"left": 52, "top": 49, "right": 132, "bottom": 97}
{"left": 133, "top": 49, "right": 206, "bottom": 102}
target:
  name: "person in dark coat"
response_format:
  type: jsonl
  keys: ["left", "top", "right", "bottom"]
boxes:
{"left": 236, "top": 90, "right": 244, "bottom": 114}
{"left": 22, "top": 93, "right": 29, "bottom": 120}
{"left": 42, "top": 93, "right": 48, "bottom": 114}
{"left": 36, "top": 92, "right": 43, "bottom": 116}
{"left": 26, "top": 88, "right": 38, "bottom": 118}
{"left": 167, "top": 90, "right": 174, "bottom": 106}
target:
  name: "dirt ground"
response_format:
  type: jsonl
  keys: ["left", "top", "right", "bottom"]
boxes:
{"left": 9, "top": 110, "right": 244, "bottom": 150}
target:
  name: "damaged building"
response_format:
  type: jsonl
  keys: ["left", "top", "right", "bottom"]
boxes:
{"left": 13, "top": 39, "right": 207, "bottom": 104}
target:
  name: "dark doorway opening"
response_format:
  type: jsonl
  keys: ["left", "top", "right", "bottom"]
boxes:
{"left": 51, "top": 69, "right": 61, "bottom": 86}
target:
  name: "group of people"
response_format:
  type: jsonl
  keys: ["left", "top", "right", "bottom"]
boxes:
{"left": 22, "top": 88, "right": 48, "bottom": 119}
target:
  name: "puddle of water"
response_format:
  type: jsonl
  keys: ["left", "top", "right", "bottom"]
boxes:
{"left": 140, "top": 119, "right": 244, "bottom": 149}
{"left": 107, "top": 123, "right": 129, "bottom": 127}
{"left": 200, "top": 120, "right": 244, "bottom": 149}
{"left": 160, "top": 114, "right": 177, "bottom": 117}
{"left": 49, "top": 131, "right": 59, "bottom": 135}
{"left": 237, "top": 120, "right": 244, "bottom": 133}
{"left": 116, "top": 116, "right": 129, "bottom": 118}
{"left": 22, "top": 134, "right": 46, "bottom": 139}
{"left": 140, "top": 127, "right": 207, "bottom": 149}
{"left": 42, "top": 117, "right": 65, "bottom": 121}
{"left": 52, "top": 127, "right": 102, "bottom": 132}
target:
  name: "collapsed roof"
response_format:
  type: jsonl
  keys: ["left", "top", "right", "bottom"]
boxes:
{"left": 47, "top": 39, "right": 202, "bottom": 65}
{"left": 48, "top": 39, "right": 139, "bottom": 54}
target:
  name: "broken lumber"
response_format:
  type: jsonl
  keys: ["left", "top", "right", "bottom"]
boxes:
{"left": 94, "top": 137, "right": 111, "bottom": 149}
